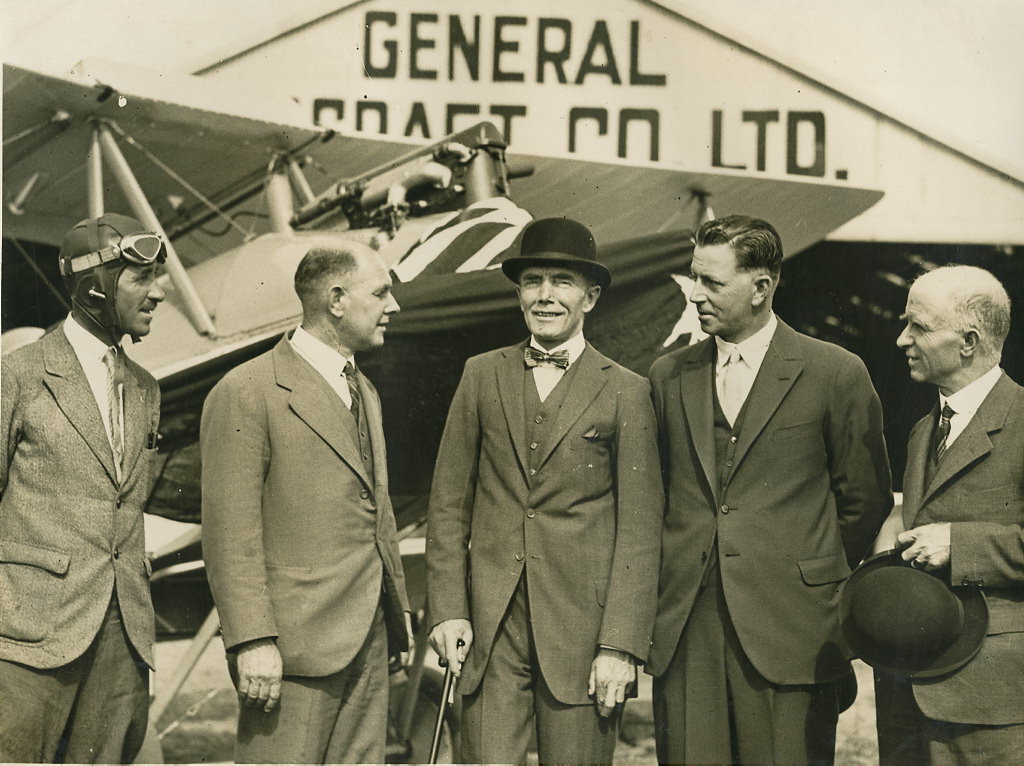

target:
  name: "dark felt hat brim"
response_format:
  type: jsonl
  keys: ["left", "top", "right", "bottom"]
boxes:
{"left": 840, "top": 549, "right": 988, "bottom": 679}
{"left": 500, "top": 254, "right": 612, "bottom": 289}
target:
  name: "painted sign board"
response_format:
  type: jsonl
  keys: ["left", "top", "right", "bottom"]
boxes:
{"left": 200, "top": 0, "right": 1023, "bottom": 244}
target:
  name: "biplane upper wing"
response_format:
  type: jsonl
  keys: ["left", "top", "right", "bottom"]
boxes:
{"left": 4, "top": 58, "right": 882, "bottom": 266}
{"left": 2, "top": 59, "right": 416, "bottom": 263}
{"left": 512, "top": 154, "right": 885, "bottom": 258}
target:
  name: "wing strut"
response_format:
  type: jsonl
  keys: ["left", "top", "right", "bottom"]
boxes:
{"left": 93, "top": 121, "right": 217, "bottom": 337}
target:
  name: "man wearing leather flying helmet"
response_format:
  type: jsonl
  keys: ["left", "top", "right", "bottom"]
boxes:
{"left": 59, "top": 213, "right": 167, "bottom": 344}
{"left": 0, "top": 213, "right": 166, "bottom": 762}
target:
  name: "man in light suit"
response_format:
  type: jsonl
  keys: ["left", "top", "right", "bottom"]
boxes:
{"left": 0, "top": 214, "right": 166, "bottom": 762}
{"left": 426, "top": 217, "right": 663, "bottom": 764}
{"left": 875, "top": 265, "right": 1024, "bottom": 763}
{"left": 201, "top": 244, "right": 411, "bottom": 763}
{"left": 648, "top": 215, "right": 892, "bottom": 765}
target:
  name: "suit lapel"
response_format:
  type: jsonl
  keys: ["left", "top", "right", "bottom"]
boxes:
{"left": 678, "top": 340, "right": 718, "bottom": 504}
{"left": 360, "top": 372, "right": 387, "bottom": 506}
{"left": 902, "top": 413, "right": 933, "bottom": 530}
{"left": 275, "top": 338, "right": 372, "bottom": 491}
{"left": 41, "top": 328, "right": 120, "bottom": 486}
{"left": 535, "top": 344, "right": 609, "bottom": 469}
{"left": 917, "top": 374, "right": 1015, "bottom": 512}
{"left": 119, "top": 361, "right": 149, "bottom": 482}
{"left": 728, "top": 322, "right": 803, "bottom": 481}
{"left": 497, "top": 341, "right": 530, "bottom": 479}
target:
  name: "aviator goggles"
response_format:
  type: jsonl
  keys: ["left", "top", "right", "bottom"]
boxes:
{"left": 59, "top": 232, "right": 165, "bottom": 276}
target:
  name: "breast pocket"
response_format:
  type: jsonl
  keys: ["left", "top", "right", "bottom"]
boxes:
{"left": 0, "top": 540, "right": 71, "bottom": 642}
{"left": 772, "top": 420, "right": 824, "bottom": 463}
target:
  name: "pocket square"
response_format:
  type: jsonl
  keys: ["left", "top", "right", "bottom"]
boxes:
{"left": 582, "top": 426, "right": 602, "bottom": 440}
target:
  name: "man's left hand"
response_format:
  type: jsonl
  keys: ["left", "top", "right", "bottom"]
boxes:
{"left": 897, "top": 522, "right": 951, "bottom": 570}
{"left": 588, "top": 648, "right": 637, "bottom": 718}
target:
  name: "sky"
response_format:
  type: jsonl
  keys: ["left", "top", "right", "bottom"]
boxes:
{"left": 3, "top": 0, "right": 1023, "bottom": 178}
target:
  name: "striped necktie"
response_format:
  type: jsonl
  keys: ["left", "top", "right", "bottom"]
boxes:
{"left": 102, "top": 346, "right": 124, "bottom": 470}
{"left": 344, "top": 361, "right": 362, "bottom": 423}
{"left": 934, "top": 403, "right": 955, "bottom": 461}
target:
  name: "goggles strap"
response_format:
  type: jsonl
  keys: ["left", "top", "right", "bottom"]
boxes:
{"left": 61, "top": 245, "right": 123, "bottom": 275}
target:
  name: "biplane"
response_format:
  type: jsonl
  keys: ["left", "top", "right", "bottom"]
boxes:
{"left": 2, "top": 58, "right": 883, "bottom": 761}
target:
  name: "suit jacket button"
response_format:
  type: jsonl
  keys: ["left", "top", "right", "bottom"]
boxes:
{"left": 113, "top": 549, "right": 120, "bottom": 560}
{"left": 535, "top": 415, "right": 543, "bottom": 423}
{"left": 526, "top": 509, "right": 536, "bottom": 518}
{"left": 721, "top": 505, "right": 730, "bottom": 514}
{"left": 515, "top": 552, "right": 524, "bottom": 561}
{"left": 360, "top": 489, "right": 370, "bottom": 499}
{"left": 530, "top": 441, "right": 538, "bottom": 450}
{"left": 115, "top": 497, "right": 122, "bottom": 508}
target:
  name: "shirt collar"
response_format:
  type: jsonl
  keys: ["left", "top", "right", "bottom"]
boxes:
{"left": 714, "top": 312, "right": 778, "bottom": 369}
{"left": 291, "top": 325, "right": 354, "bottom": 374}
{"left": 64, "top": 313, "right": 114, "bottom": 360}
{"left": 529, "top": 331, "right": 587, "bottom": 367}
{"left": 941, "top": 364, "right": 1002, "bottom": 417}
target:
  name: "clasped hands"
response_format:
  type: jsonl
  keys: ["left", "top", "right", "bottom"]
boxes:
{"left": 896, "top": 522, "right": 951, "bottom": 571}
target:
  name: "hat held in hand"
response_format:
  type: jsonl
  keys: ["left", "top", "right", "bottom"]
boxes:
{"left": 840, "top": 549, "right": 988, "bottom": 679}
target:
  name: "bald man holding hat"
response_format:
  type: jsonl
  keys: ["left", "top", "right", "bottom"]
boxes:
{"left": 426, "top": 217, "right": 663, "bottom": 763}
{"left": 0, "top": 214, "right": 166, "bottom": 762}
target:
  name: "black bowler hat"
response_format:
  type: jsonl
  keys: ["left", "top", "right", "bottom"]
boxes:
{"left": 501, "top": 217, "right": 611, "bottom": 289}
{"left": 840, "top": 549, "right": 988, "bottom": 679}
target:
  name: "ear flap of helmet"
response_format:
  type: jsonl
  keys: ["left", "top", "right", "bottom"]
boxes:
{"left": 67, "top": 263, "right": 123, "bottom": 342}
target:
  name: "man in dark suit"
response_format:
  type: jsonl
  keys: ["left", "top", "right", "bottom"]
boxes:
{"left": 0, "top": 214, "right": 166, "bottom": 762}
{"left": 201, "top": 244, "right": 411, "bottom": 764}
{"left": 648, "top": 215, "right": 892, "bottom": 765}
{"left": 426, "top": 218, "right": 663, "bottom": 763}
{"left": 875, "top": 264, "right": 1024, "bottom": 763}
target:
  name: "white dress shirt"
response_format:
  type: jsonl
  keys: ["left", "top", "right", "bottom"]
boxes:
{"left": 940, "top": 364, "right": 1002, "bottom": 448}
{"left": 714, "top": 312, "right": 778, "bottom": 417}
{"left": 290, "top": 325, "right": 357, "bottom": 410}
{"left": 64, "top": 315, "right": 123, "bottom": 457}
{"left": 530, "top": 331, "right": 587, "bottom": 402}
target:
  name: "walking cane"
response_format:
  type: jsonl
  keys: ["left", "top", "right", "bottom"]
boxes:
{"left": 429, "top": 639, "right": 463, "bottom": 764}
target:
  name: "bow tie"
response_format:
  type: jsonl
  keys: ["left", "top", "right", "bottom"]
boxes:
{"left": 524, "top": 347, "right": 570, "bottom": 370}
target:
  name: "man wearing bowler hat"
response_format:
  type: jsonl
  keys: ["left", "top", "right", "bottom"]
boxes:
{"left": 0, "top": 214, "right": 166, "bottom": 761}
{"left": 426, "top": 217, "right": 663, "bottom": 763}
{"left": 869, "top": 264, "right": 1024, "bottom": 763}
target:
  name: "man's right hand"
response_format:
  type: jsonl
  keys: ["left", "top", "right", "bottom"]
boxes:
{"left": 428, "top": 619, "right": 473, "bottom": 677}
{"left": 235, "top": 638, "right": 283, "bottom": 712}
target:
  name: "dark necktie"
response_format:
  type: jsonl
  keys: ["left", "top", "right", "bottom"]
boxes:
{"left": 102, "top": 346, "right": 124, "bottom": 470}
{"left": 343, "top": 361, "right": 362, "bottom": 423}
{"left": 524, "top": 347, "right": 570, "bottom": 369}
{"left": 934, "top": 403, "right": 956, "bottom": 461}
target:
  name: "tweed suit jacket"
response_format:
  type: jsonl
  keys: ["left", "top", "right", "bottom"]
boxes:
{"left": 899, "top": 372, "right": 1024, "bottom": 726}
{"left": 0, "top": 326, "right": 160, "bottom": 669}
{"left": 426, "top": 340, "right": 663, "bottom": 705}
{"left": 200, "top": 335, "right": 410, "bottom": 677}
{"left": 647, "top": 319, "right": 892, "bottom": 684}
